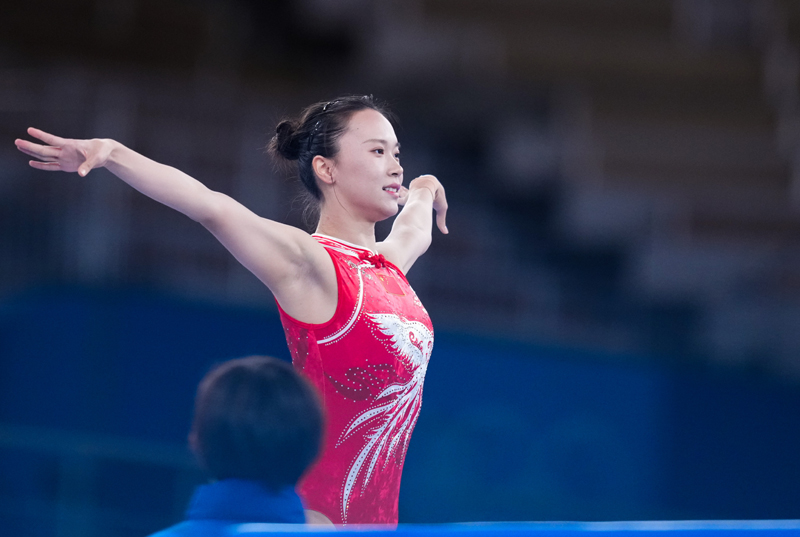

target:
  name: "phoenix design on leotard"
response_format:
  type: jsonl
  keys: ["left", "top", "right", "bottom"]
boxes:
{"left": 337, "top": 313, "right": 433, "bottom": 522}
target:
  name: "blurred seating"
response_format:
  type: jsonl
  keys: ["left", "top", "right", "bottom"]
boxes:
{"left": 2, "top": 0, "right": 800, "bottom": 374}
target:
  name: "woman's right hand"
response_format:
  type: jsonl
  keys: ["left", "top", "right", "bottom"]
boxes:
{"left": 15, "top": 127, "right": 113, "bottom": 177}
{"left": 15, "top": 127, "right": 338, "bottom": 325}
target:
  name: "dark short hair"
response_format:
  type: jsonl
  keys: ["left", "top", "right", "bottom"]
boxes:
{"left": 190, "top": 356, "right": 323, "bottom": 490}
{"left": 267, "top": 95, "right": 396, "bottom": 225}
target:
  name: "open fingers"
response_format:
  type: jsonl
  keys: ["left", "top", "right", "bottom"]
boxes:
{"left": 77, "top": 148, "right": 98, "bottom": 177}
{"left": 27, "top": 127, "right": 65, "bottom": 147}
{"left": 15, "top": 139, "right": 61, "bottom": 160}
{"left": 29, "top": 160, "right": 63, "bottom": 171}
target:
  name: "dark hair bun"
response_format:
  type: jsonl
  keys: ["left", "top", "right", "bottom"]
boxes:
{"left": 272, "top": 120, "right": 301, "bottom": 161}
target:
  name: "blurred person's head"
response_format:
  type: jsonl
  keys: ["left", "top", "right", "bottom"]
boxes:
{"left": 189, "top": 356, "right": 323, "bottom": 491}
{"left": 268, "top": 95, "right": 401, "bottom": 226}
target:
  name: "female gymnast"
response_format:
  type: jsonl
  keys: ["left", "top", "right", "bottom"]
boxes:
{"left": 15, "top": 95, "right": 448, "bottom": 526}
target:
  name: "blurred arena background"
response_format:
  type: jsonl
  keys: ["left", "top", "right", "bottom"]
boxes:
{"left": 1, "top": 0, "right": 799, "bottom": 536}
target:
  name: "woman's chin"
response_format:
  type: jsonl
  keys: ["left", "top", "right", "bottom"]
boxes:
{"left": 368, "top": 202, "right": 400, "bottom": 223}
{"left": 382, "top": 204, "right": 401, "bottom": 220}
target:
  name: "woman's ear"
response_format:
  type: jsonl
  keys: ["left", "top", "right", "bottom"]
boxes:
{"left": 312, "top": 155, "right": 335, "bottom": 186}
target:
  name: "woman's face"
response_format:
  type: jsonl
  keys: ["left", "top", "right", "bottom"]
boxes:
{"left": 325, "top": 108, "right": 403, "bottom": 222}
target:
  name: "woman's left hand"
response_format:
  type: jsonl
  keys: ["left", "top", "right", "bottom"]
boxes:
{"left": 400, "top": 175, "right": 448, "bottom": 234}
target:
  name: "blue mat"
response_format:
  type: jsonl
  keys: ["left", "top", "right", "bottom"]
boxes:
{"left": 202, "top": 520, "right": 800, "bottom": 536}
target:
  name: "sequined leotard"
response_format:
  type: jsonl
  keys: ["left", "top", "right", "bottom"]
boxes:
{"left": 277, "top": 234, "right": 433, "bottom": 526}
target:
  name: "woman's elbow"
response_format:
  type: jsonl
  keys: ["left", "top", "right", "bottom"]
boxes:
{"left": 194, "top": 191, "right": 232, "bottom": 229}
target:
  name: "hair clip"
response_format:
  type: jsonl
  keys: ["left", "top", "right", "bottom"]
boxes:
{"left": 307, "top": 120, "right": 322, "bottom": 151}
{"left": 307, "top": 101, "right": 339, "bottom": 151}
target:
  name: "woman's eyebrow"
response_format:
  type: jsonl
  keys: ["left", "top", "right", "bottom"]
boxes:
{"left": 363, "top": 138, "right": 401, "bottom": 149}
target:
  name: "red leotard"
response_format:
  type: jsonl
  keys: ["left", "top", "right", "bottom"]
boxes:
{"left": 277, "top": 234, "right": 433, "bottom": 526}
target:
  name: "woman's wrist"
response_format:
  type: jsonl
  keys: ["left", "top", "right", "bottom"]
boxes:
{"left": 409, "top": 177, "right": 439, "bottom": 200}
{"left": 103, "top": 139, "right": 121, "bottom": 168}
{"left": 416, "top": 185, "right": 436, "bottom": 200}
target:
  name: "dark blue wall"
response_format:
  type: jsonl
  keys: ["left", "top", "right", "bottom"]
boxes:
{"left": 0, "top": 287, "right": 798, "bottom": 528}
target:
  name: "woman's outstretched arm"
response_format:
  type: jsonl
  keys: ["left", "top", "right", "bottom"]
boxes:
{"left": 379, "top": 174, "right": 448, "bottom": 274}
{"left": 15, "top": 127, "right": 337, "bottom": 323}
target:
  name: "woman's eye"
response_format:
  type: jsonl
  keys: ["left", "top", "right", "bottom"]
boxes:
{"left": 373, "top": 148, "right": 384, "bottom": 155}
{"left": 394, "top": 153, "right": 401, "bottom": 160}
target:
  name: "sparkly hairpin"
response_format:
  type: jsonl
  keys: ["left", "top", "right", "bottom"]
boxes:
{"left": 306, "top": 100, "right": 342, "bottom": 151}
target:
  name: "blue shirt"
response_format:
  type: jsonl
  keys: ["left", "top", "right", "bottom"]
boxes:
{"left": 147, "top": 478, "right": 305, "bottom": 537}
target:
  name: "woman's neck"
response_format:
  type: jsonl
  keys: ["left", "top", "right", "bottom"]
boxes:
{"left": 315, "top": 212, "right": 377, "bottom": 251}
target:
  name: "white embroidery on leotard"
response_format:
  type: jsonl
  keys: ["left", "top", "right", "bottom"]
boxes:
{"left": 337, "top": 313, "right": 433, "bottom": 522}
